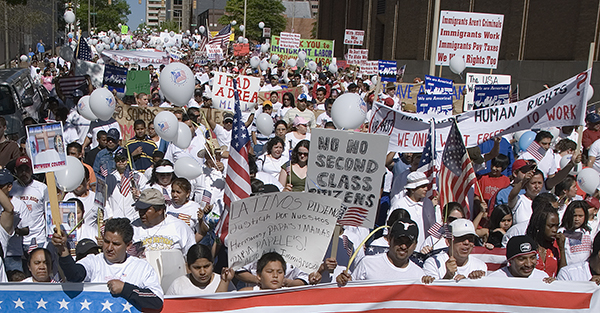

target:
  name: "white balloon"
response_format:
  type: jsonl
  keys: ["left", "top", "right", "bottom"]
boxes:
{"left": 76, "top": 96, "right": 97, "bottom": 121}
{"left": 159, "top": 62, "right": 195, "bottom": 106}
{"left": 287, "top": 58, "right": 297, "bottom": 67}
{"left": 59, "top": 46, "right": 74, "bottom": 62}
{"left": 259, "top": 22, "right": 265, "bottom": 29}
{"left": 331, "top": 93, "right": 367, "bottom": 129}
{"left": 20, "top": 55, "right": 28, "bottom": 62}
{"left": 371, "top": 75, "right": 379, "bottom": 85}
{"left": 136, "top": 40, "right": 143, "bottom": 48}
{"left": 55, "top": 156, "right": 85, "bottom": 192}
{"left": 186, "top": 30, "right": 191, "bottom": 35}
{"left": 449, "top": 55, "right": 466, "bottom": 74}
{"left": 256, "top": 113, "right": 274, "bottom": 136}
{"left": 259, "top": 59, "right": 269, "bottom": 71}
{"left": 182, "top": 38, "right": 189, "bottom": 45}
{"left": 328, "top": 63, "right": 338, "bottom": 74}
{"left": 103, "top": 37, "right": 111, "bottom": 44}
{"left": 271, "top": 54, "right": 280, "bottom": 63}
{"left": 153, "top": 111, "right": 179, "bottom": 141}
{"left": 239, "top": 25, "right": 245, "bottom": 32}
{"left": 250, "top": 56, "right": 260, "bottom": 68}
{"left": 89, "top": 88, "right": 116, "bottom": 121}
{"left": 260, "top": 43, "right": 270, "bottom": 53}
{"left": 243, "top": 38, "right": 248, "bottom": 44}
{"left": 560, "top": 154, "right": 582, "bottom": 175}
{"left": 238, "top": 36, "right": 244, "bottom": 43}
{"left": 164, "top": 37, "right": 170, "bottom": 44}
{"left": 587, "top": 84, "right": 594, "bottom": 102}
{"left": 64, "top": 11, "right": 76, "bottom": 24}
{"left": 577, "top": 168, "right": 600, "bottom": 195}
{"left": 296, "top": 59, "right": 305, "bottom": 68}
{"left": 173, "top": 122, "right": 192, "bottom": 149}
{"left": 298, "top": 51, "right": 307, "bottom": 60}
{"left": 169, "top": 31, "right": 175, "bottom": 37}
{"left": 307, "top": 61, "right": 317, "bottom": 72}
{"left": 174, "top": 157, "right": 203, "bottom": 179}
{"left": 199, "top": 26, "right": 206, "bottom": 34}
{"left": 231, "top": 20, "right": 237, "bottom": 26}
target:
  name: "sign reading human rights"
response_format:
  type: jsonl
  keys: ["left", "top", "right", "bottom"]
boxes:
{"left": 270, "top": 36, "right": 334, "bottom": 66}
{"left": 370, "top": 70, "right": 591, "bottom": 153}
{"left": 211, "top": 72, "right": 260, "bottom": 112}
{"left": 306, "top": 129, "right": 388, "bottom": 229}
{"left": 227, "top": 192, "right": 341, "bottom": 273}
{"left": 435, "top": 11, "right": 504, "bottom": 69}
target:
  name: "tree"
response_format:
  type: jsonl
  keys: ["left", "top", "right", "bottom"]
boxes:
{"left": 218, "top": 0, "right": 286, "bottom": 42}
{"left": 76, "top": 0, "right": 131, "bottom": 33}
{"left": 158, "top": 20, "right": 180, "bottom": 33}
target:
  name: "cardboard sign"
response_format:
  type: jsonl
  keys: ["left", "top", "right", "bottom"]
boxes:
{"left": 378, "top": 60, "right": 397, "bottom": 82}
{"left": 270, "top": 36, "right": 334, "bottom": 66}
{"left": 228, "top": 192, "right": 341, "bottom": 273}
{"left": 211, "top": 72, "right": 260, "bottom": 112}
{"left": 206, "top": 44, "right": 224, "bottom": 61}
{"left": 26, "top": 122, "right": 67, "bottom": 174}
{"left": 125, "top": 70, "right": 151, "bottom": 96}
{"left": 435, "top": 11, "right": 504, "bottom": 69}
{"left": 258, "top": 86, "right": 304, "bottom": 103}
{"left": 233, "top": 43, "right": 250, "bottom": 56}
{"left": 103, "top": 64, "right": 128, "bottom": 94}
{"left": 359, "top": 61, "right": 378, "bottom": 76}
{"left": 473, "top": 84, "right": 511, "bottom": 109}
{"left": 279, "top": 32, "right": 301, "bottom": 49}
{"left": 344, "top": 29, "right": 365, "bottom": 45}
{"left": 389, "top": 82, "right": 466, "bottom": 113}
{"left": 347, "top": 49, "right": 368, "bottom": 65}
{"left": 416, "top": 94, "right": 454, "bottom": 115}
{"left": 306, "top": 129, "right": 388, "bottom": 229}
{"left": 425, "top": 75, "right": 454, "bottom": 95}
{"left": 46, "top": 201, "right": 77, "bottom": 249}
{"left": 464, "top": 73, "right": 511, "bottom": 111}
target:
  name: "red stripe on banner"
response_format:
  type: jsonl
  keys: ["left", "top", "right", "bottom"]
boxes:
{"left": 162, "top": 283, "right": 594, "bottom": 312}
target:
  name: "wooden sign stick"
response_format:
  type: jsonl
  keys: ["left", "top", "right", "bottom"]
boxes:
{"left": 45, "top": 172, "right": 62, "bottom": 236}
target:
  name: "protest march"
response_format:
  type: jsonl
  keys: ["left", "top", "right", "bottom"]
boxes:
{"left": 2, "top": 3, "right": 600, "bottom": 313}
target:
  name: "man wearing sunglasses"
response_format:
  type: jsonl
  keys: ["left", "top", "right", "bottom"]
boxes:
{"left": 423, "top": 219, "right": 487, "bottom": 281}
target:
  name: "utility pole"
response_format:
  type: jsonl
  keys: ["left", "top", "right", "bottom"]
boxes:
{"left": 243, "top": 0, "right": 247, "bottom": 38}
{"left": 5, "top": 3, "right": 9, "bottom": 68}
{"left": 88, "top": 0, "right": 91, "bottom": 34}
{"left": 52, "top": 0, "right": 56, "bottom": 56}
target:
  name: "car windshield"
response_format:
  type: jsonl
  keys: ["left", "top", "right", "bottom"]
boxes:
{"left": 0, "top": 85, "right": 16, "bottom": 115}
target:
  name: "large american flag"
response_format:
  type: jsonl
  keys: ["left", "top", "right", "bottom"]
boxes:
{"left": 208, "top": 24, "right": 232, "bottom": 47}
{"left": 215, "top": 78, "right": 252, "bottom": 243}
{"left": 417, "top": 119, "right": 436, "bottom": 198}
{"left": 526, "top": 139, "right": 546, "bottom": 162}
{"left": 438, "top": 120, "right": 477, "bottom": 213}
{"left": 76, "top": 38, "right": 93, "bottom": 61}
{"left": 510, "top": 84, "right": 519, "bottom": 103}
{"left": 338, "top": 206, "right": 369, "bottom": 227}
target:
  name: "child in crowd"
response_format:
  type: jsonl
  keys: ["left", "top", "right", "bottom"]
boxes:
{"left": 559, "top": 201, "right": 592, "bottom": 265}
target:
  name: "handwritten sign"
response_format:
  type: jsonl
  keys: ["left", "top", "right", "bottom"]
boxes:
{"left": 306, "top": 129, "right": 388, "bottom": 229}
{"left": 211, "top": 72, "right": 260, "bottom": 112}
{"left": 228, "top": 192, "right": 341, "bottom": 273}
{"left": 347, "top": 49, "right": 368, "bottom": 65}
{"left": 206, "top": 44, "right": 224, "bottom": 61}
{"left": 258, "top": 86, "right": 304, "bottom": 103}
{"left": 124, "top": 70, "right": 150, "bottom": 96}
{"left": 279, "top": 32, "right": 301, "bottom": 49}
{"left": 359, "top": 61, "right": 378, "bottom": 76}
{"left": 26, "top": 122, "right": 67, "bottom": 174}
{"left": 344, "top": 29, "right": 365, "bottom": 45}
{"left": 233, "top": 43, "right": 250, "bottom": 56}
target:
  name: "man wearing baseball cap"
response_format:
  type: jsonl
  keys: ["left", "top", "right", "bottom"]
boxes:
{"left": 423, "top": 218, "right": 487, "bottom": 281}
{"left": 489, "top": 235, "right": 552, "bottom": 281}
{"left": 93, "top": 128, "right": 122, "bottom": 178}
{"left": 336, "top": 218, "right": 434, "bottom": 286}
{"left": 283, "top": 93, "right": 316, "bottom": 129}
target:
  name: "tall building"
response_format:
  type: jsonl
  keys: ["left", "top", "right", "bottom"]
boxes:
{"left": 146, "top": 0, "right": 184, "bottom": 29}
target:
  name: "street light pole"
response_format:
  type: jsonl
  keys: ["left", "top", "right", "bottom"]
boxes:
{"left": 243, "top": 0, "right": 247, "bottom": 38}
{"left": 88, "top": 0, "right": 91, "bottom": 34}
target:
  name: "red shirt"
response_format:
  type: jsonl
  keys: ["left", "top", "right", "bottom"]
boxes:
{"left": 582, "top": 128, "right": 600, "bottom": 150}
{"left": 476, "top": 174, "right": 510, "bottom": 203}
{"left": 536, "top": 240, "right": 560, "bottom": 278}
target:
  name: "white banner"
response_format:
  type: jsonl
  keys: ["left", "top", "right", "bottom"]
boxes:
{"left": 227, "top": 192, "right": 341, "bottom": 273}
{"left": 279, "top": 32, "right": 301, "bottom": 49}
{"left": 306, "top": 129, "right": 388, "bottom": 229}
{"left": 206, "top": 44, "right": 224, "bottom": 61}
{"left": 464, "top": 73, "right": 512, "bottom": 111}
{"left": 211, "top": 72, "right": 260, "bottom": 112}
{"left": 344, "top": 29, "right": 365, "bottom": 45}
{"left": 359, "top": 61, "right": 378, "bottom": 75}
{"left": 347, "top": 49, "right": 368, "bottom": 65}
{"left": 369, "top": 70, "right": 591, "bottom": 153}
{"left": 160, "top": 32, "right": 183, "bottom": 47}
{"left": 101, "top": 50, "right": 169, "bottom": 67}
{"left": 435, "top": 11, "right": 504, "bottom": 69}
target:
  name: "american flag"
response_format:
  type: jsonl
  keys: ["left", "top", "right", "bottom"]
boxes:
{"left": 526, "top": 139, "right": 546, "bottom": 162}
{"left": 338, "top": 206, "right": 370, "bottom": 227}
{"left": 427, "top": 222, "right": 450, "bottom": 239}
{"left": 342, "top": 234, "right": 353, "bottom": 257}
{"left": 510, "top": 84, "right": 519, "bottom": 103}
{"left": 168, "top": 212, "right": 192, "bottom": 226}
{"left": 27, "top": 238, "right": 38, "bottom": 254}
{"left": 99, "top": 164, "right": 108, "bottom": 177}
{"left": 198, "top": 30, "right": 209, "bottom": 53}
{"left": 209, "top": 24, "right": 231, "bottom": 47}
{"left": 201, "top": 189, "right": 212, "bottom": 205}
{"left": 76, "top": 38, "right": 93, "bottom": 61}
{"left": 398, "top": 64, "right": 406, "bottom": 82}
{"left": 215, "top": 78, "right": 252, "bottom": 244}
{"left": 119, "top": 168, "right": 134, "bottom": 197}
{"left": 438, "top": 120, "right": 477, "bottom": 213}
{"left": 417, "top": 120, "right": 438, "bottom": 234}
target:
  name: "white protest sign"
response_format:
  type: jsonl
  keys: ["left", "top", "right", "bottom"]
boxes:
{"left": 279, "top": 32, "right": 301, "bottom": 49}
{"left": 228, "top": 192, "right": 341, "bottom": 273}
{"left": 369, "top": 69, "right": 591, "bottom": 153}
{"left": 464, "top": 73, "right": 511, "bottom": 111}
{"left": 347, "top": 49, "right": 368, "bottom": 65}
{"left": 344, "top": 29, "right": 365, "bottom": 45}
{"left": 159, "top": 32, "right": 183, "bottom": 47}
{"left": 211, "top": 72, "right": 260, "bottom": 112}
{"left": 306, "top": 129, "right": 388, "bottom": 229}
{"left": 435, "top": 11, "right": 504, "bottom": 69}
{"left": 206, "top": 44, "right": 223, "bottom": 61}
{"left": 359, "top": 61, "right": 378, "bottom": 76}
{"left": 26, "top": 122, "right": 67, "bottom": 174}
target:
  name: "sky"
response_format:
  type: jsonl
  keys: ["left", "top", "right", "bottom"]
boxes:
{"left": 126, "top": 0, "right": 146, "bottom": 30}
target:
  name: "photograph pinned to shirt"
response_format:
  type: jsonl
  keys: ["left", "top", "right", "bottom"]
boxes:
{"left": 26, "top": 122, "right": 67, "bottom": 174}
{"left": 46, "top": 201, "right": 79, "bottom": 250}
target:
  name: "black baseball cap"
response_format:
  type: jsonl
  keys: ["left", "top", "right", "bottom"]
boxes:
{"left": 506, "top": 235, "right": 538, "bottom": 261}
{"left": 389, "top": 218, "right": 419, "bottom": 242}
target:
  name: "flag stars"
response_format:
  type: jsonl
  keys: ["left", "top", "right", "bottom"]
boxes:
{"left": 122, "top": 302, "right": 133, "bottom": 312}
{"left": 80, "top": 299, "right": 92, "bottom": 310}
{"left": 36, "top": 298, "right": 48, "bottom": 309}
{"left": 13, "top": 298, "right": 25, "bottom": 309}
{"left": 101, "top": 300, "right": 114, "bottom": 311}
{"left": 58, "top": 299, "right": 69, "bottom": 309}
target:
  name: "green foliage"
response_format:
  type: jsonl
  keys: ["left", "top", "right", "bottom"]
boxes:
{"left": 76, "top": 0, "right": 131, "bottom": 32}
{"left": 218, "top": 0, "right": 286, "bottom": 41}
{"left": 310, "top": 14, "right": 317, "bottom": 39}
{"left": 157, "top": 20, "right": 180, "bottom": 33}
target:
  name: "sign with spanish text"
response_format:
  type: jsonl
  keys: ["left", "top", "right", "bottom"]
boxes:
{"left": 378, "top": 60, "right": 397, "bottom": 82}
{"left": 233, "top": 43, "right": 250, "bottom": 56}
{"left": 279, "top": 32, "right": 301, "bottom": 49}
{"left": 306, "top": 128, "right": 388, "bottom": 229}
{"left": 26, "top": 122, "right": 67, "bottom": 174}
{"left": 347, "top": 49, "right": 368, "bottom": 65}
{"left": 227, "top": 192, "right": 341, "bottom": 273}
{"left": 211, "top": 72, "right": 260, "bottom": 112}
{"left": 435, "top": 11, "right": 504, "bottom": 69}
{"left": 473, "top": 84, "right": 511, "bottom": 110}
{"left": 464, "top": 73, "right": 511, "bottom": 111}
{"left": 344, "top": 29, "right": 365, "bottom": 45}
{"left": 125, "top": 70, "right": 150, "bottom": 96}
{"left": 270, "top": 36, "right": 334, "bottom": 66}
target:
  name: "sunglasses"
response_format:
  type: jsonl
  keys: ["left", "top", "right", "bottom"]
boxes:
{"left": 298, "top": 152, "right": 308, "bottom": 157}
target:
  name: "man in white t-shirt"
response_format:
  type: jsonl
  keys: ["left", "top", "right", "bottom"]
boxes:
{"left": 558, "top": 231, "right": 600, "bottom": 284}
{"left": 488, "top": 235, "right": 552, "bottom": 281}
{"left": 423, "top": 219, "right": 487, "bottom": 281}
{"left": 52, "top": 218, "right": 163, "bottom": 310}
{"left": 587, "top": 138, "right": 600, "bottom": 173}
{"left": 336, "top": 218, "right": 435, "bottom": 285}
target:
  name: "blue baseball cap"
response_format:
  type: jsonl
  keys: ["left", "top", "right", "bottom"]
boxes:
{"left": 297, "top": 94, "right": 308, "bottom": 101}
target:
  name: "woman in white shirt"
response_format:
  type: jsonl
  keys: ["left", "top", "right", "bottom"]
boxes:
{"left": 257, "top": 137, "right": 289, "bottom": 182}
{"left": 285, "top": 116, "right": 311, "bottom": 151}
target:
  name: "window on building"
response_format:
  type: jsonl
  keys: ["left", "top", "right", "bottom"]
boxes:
{"left": 174, "top": 0, "right": 182, "bottom": 4}
{"left": 173, "top": 9, "right": 182, "bottom": 18}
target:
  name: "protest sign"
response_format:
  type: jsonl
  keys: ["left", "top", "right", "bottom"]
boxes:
{"left": 270, "top": 36, "right": 334, "bottom": 66}
{"left": 194, "top": 51, "right": 208, "bottom": 64}
{"left": 45, "top": 201, "right": 77, "bottom": 249}
{"left": 306, "top": 129, "right": 388, "bottom": 229}
{"left": 390, "top": 82, "right": 466, "bottom": 113}
{"left": 211, "top": 72, "right": 260, "bottom": 112}
{"left": 347, "top": 49, "right": 368, "bottom": 65}
{"left": 416, "top": 94, "right": 454, "bottom": 115}
{"left": 435, "top": 11, "right": 504, "bottom": 69}
{"left": 464, "top": 73, "right": 511, "bottom": 111}
{"left": 279, "top": 32, "right": 301, "bottom": 49}
{"left": 263, "top": 27, "right": 271, "bottom": 38}
{"left": 378, "top": 60, "right": 397, "bottom": 82}
{"left": 74, "top": 59, "right": 104, "bottom": 88}
{"left": 26, "top": 122, "right": 67, "bottom": 174}
{"left": 425, "top": 75, "right": 454, "bottom": 95}
{"left": 227, "top": 192, "right": 341, "bottom": 273}
{"left": 206, "top": 44, "right": 224, "bottom": 61}
{"left": 359, "top": 61, "right": 378, "bottom": 76}
{"left": 258, "top": 86, "right": 304, "bottom": 104}
{"left": 344, "top": 29, "right": 365, "bottom": 45}
{"left": 233, "top": 43, "right": 250, "bottom": 56}
{"left": 125, "top": 70, "right": 150, "bottom": 96}
{"left": 473, "top": 84, "right": 511, "bottom": 109}
{"left": 336, "top": 60, "right": 349, "bottom": 70}
{"left": 369, "top": 69, "right": 591, "bottom": 153}
{"left": 101, "top": 50, "right": 169, "bottom": 67}
{"left": 94, "top": 178, "right": 107, "bottom": 208}
{"left": 159, "top": 32, "right": 183, "bottom": 47}
{"left": 103, "top": 64, "right": 127, "bottom": 94}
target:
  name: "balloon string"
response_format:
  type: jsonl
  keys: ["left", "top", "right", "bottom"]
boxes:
{"left": 347, "top": 225, "right": 389, "bottom": 270}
